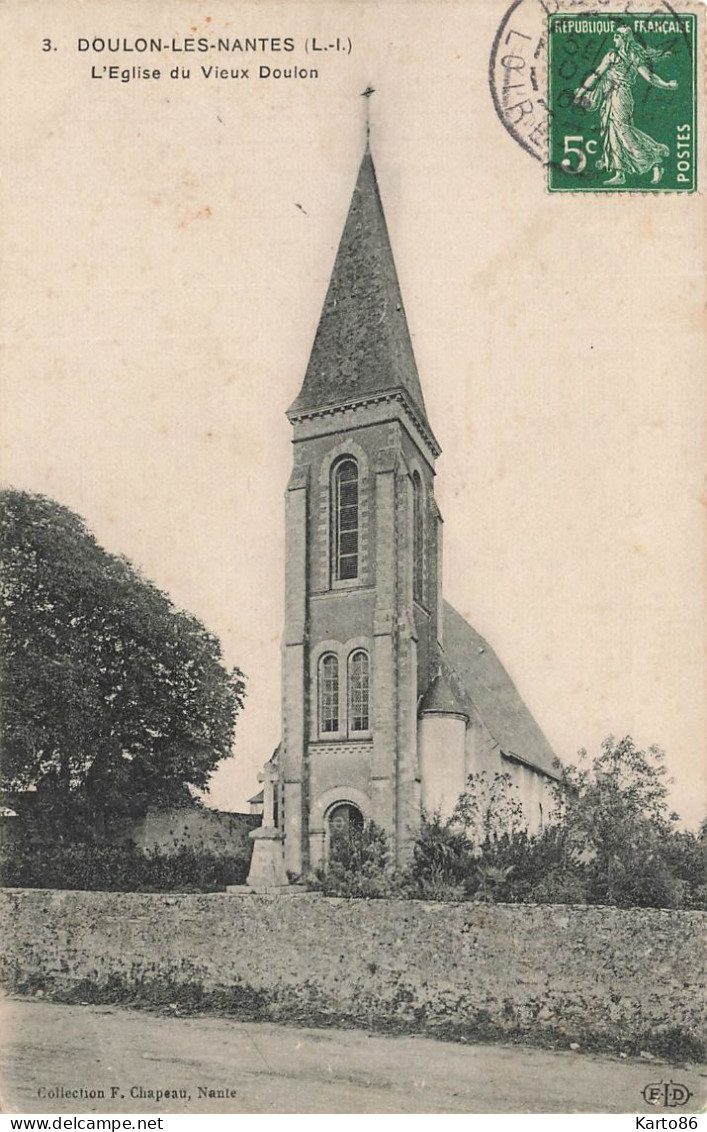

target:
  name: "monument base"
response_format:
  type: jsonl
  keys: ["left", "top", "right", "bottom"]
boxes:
{"left": 243, "top": 824, "right": 289, "bottom": 892}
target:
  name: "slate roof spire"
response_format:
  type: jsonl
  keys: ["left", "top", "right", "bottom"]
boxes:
{"left": 288, "top": 147, "right": 438, "bottom": 452}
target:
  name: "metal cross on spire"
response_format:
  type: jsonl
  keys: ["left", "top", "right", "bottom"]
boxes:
{"left": 360, "top": 86, "right": 376, "bottom": 147}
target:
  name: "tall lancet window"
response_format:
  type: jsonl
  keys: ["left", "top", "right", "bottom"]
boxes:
{"left": 348, "top": 650, "right": 370, "bottom": 732}
{"left": 333, "top": 458, "right": 359, "bottom": 582}
{"left": 412, "top": 471, "right": 424, "bottom": 604}
{"left": 319, "top": 654, "right": 339, "bottom": 734}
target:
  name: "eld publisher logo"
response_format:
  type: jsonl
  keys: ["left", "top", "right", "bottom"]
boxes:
{"left": 642, "top": 1081, "right": 694, "bottom": 1107}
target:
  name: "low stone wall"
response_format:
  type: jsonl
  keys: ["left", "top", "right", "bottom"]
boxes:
{"left": 0, "top": 889, "right": 703, "bottom": 1054}
{"left": 106, "top": 807, "right": 260, "bottom": 857}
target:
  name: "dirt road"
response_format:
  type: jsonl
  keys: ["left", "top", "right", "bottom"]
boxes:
{"left": 0, "top": 997, "right": 703, "bottom": 1115}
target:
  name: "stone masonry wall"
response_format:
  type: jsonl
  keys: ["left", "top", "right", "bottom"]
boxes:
{"left": 109, "top": 808, "right": 260, "bottom": 858}
{"left": 0, "top": 890, "right": 703, "bottom": 1053}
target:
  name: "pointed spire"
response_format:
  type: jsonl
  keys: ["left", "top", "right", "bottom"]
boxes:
{"left": 288, "top": 148, "right": 436, "bottom": 448}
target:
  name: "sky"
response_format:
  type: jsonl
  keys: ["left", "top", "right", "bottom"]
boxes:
{"left": 2, "top": 0, "right": 705, "bottom": 826}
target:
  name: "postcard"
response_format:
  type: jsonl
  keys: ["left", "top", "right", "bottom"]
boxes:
{"left": 0, "top": 0, "right": 704, "bottom": 1118}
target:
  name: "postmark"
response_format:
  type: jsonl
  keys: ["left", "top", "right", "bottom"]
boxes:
{"left": 489, "top": 0, "right": 699, "bottom": 192}
{"left": 489, "top": 0, "right": 551, "bottom": 163}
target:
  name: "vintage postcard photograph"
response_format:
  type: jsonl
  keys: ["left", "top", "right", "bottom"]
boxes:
{"left": 0, "top": 0, "right": 705, "bottom": 1119}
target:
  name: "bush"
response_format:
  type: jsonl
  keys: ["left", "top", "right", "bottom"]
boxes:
{"left": 402, "top": 746, "right": 707, "bottom": 909}
{"left": 451, "top": 771, "right": 526, "bottom": 846}
{"left": 313, "top": 821, "right": 397, "bottom": 899}
{"left": 401, "top": 811, "right": 470, "bottom": 899}
{"left": 657, "top": 828, "right": 706, "bottom": 910}
{"left": 0, "top": 840, "right": 250, "bottom": 892}
{"left": 477, "top": 828, "right": 589, "bottom": 904}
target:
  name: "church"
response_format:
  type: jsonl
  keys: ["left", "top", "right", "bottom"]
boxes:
{"left": 248, "top": 145, "right": 560, "bottom": 886}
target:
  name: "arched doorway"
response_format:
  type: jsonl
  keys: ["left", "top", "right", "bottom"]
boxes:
{"left": 326, "top": 801, "right": 364, "bottom": 862}
{"left": 327, "top": 801, "right": 364, "bottom": 841}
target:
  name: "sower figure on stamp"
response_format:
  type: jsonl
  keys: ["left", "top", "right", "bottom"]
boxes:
{"left": 573, "top": 26, "right": 678, "bottom": 185}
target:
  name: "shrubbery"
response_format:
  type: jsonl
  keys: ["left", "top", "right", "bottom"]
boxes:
{"left": 4, "top": 733, "right": 703, "bottom": 908}
{"left": 311, "top": 820, "right": 397, "bottom": 898}
{"left": 313, "top": 739, "right": 706, "bottom": 909}
{"left": 0, "top": 840, "right": 250, "bottom": 892}
{"left": 315, "top": 813, "right": 705, "bottom": 909}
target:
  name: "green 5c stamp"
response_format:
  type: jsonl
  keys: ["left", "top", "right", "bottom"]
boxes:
{"left": 548, "top": 12, "right": 697, "bottom": 191}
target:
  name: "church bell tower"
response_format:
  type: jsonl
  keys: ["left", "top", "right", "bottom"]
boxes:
{"left": 279, "top": 145, "right": 443, "bottom": 876}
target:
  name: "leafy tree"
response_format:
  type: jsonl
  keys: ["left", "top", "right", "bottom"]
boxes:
{"left": 0, "top": 490, "right": 245, "bottom": 838}
{"left": 552, "top": 735, "right": 685, "bottom": 907}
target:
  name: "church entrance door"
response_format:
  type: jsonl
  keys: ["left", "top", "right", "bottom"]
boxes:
{"left": 327, "top": 802, "right": 363, "bottom": 847}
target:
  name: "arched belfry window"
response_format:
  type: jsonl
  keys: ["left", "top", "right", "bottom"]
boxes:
{"left": 319, "top": 654, "right": 339, "bottom": 734}
{"left": 412, "top": 471, "right": 424, "bottom": 604}
{"left": 348, "top": 650, "right": 370, "bottom": 732}
{"left": 332, "top": 459, "right": 359, "bottom": 582}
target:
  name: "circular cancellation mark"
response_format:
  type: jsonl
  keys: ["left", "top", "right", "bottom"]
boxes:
{"left": 489, "top": 0, "right": 698, "bottom": 186}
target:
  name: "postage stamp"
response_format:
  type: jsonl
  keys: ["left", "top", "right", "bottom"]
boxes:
{"left": 547, "top": 12, "right": 697, "bottom": 192}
